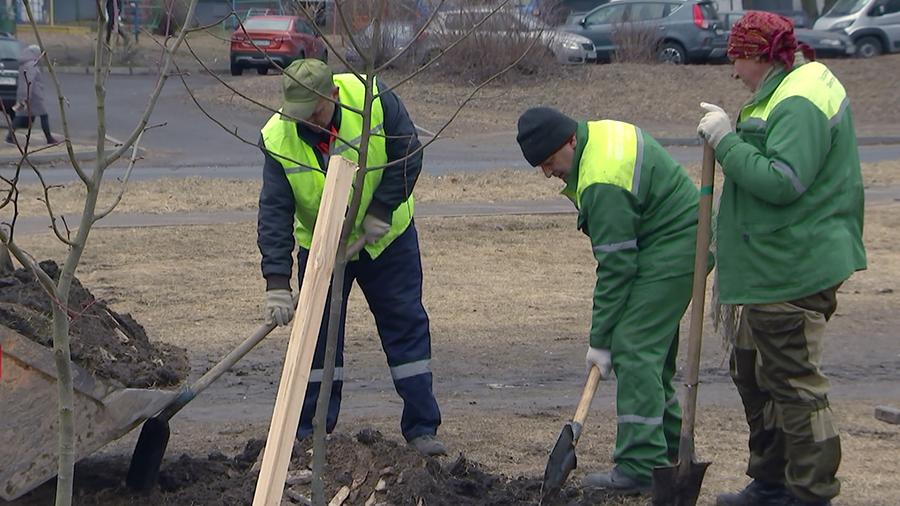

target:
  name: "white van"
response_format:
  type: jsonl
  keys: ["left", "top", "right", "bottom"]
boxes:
{"left": 813, "top": 0, "right": 900, "bottom": 57}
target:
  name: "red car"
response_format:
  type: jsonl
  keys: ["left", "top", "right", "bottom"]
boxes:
{"left": 230, "top": 15, "right": 327, "bottom": 76}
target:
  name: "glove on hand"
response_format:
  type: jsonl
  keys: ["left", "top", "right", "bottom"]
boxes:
{"left": 697, "top": 102, "right": 733, "bottom": 150}
{"left": 586, "top": 346, "right": 613, "bottom": 379}
{"left": 362, "top": 214, "right": 391, "bottom": 245}
{"left": 265, "top": 289, "right": 294, "bottom": 326}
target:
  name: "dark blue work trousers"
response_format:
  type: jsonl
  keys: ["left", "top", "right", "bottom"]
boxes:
{"left": 295, "top": 221, "right": 441, "bottom": 442}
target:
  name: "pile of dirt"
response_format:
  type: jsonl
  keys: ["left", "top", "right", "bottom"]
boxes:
{"left": 11, "top": 429, "right": 629, "bottom": 506}
{"left": 0, "top": 260, "right": 189, "bottom": 388}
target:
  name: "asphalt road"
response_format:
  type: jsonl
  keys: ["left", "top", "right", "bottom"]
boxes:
{"left": 4, "top": 72, "right": 900, "bottom": 185}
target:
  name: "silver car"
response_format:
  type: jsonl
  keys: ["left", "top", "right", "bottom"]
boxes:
{"left": 813, "top": 0, "right": 900, "bottom": 57}
{"left": 430, "top": 7, "right": 598, "bottom": 64}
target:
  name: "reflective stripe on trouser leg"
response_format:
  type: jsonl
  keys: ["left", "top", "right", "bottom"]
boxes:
{"left": 744, "top": 291, "right": 841, "bottom": 503}
{"left": 356, "top": 222, "right": 442, "bottom": 442}
{"left": 295, "top": 246, "right": 354, "bottom": 440}
{"left": 609, "top": 273, "right": 692, "bottom": 483}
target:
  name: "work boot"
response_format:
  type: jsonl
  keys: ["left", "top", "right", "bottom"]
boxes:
{"left": 716, "top": 480, "right": 792, "bottom": 506}
{"left": 582, "top": 466, "right": 650, "bottom": 494}
{"left": 408, "top": 434, "right": 447, "bottom": 456}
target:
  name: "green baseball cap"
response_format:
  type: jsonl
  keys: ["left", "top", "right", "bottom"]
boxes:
{"left": 280, "top": 59, "right": 334, "bottom": 122}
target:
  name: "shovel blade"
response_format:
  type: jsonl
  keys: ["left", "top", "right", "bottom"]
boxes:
{"left": 651, "top": 460, "right": 711, "bottom": 506}
{"left": 540, "top": 423, "right": 578, "bottom": 504}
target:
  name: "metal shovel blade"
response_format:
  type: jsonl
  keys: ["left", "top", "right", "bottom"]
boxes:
{"left": 540, "top": 422, "right": 578, "bottom": 504}
{"left": 651, "top": 459, "right": 710, "bottom": 506}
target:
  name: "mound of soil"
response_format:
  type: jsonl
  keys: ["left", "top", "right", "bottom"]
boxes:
{"left": 0, "top": 260, "right": 189, "bottom": 388}
{"left": 9, "top": 429, "right": 628, "bottom": 506}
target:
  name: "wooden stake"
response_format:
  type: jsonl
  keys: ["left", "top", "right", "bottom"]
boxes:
{"left": 252, "top": 156, "right": 358, "bottom": 506}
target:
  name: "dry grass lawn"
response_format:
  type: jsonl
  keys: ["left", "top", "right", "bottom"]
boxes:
{"left": 6, "top": 26, "right": 900, "bottom": 506}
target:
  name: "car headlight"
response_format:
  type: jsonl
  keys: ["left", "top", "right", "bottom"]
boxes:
{"left": 830, "top": 20, "right": 852, "bottom": 30}
{"left": 561, "top": 40, "right": 581, "bottom": 50}
{"left": 819, "top": 38, "right": 843, "bottom": 46}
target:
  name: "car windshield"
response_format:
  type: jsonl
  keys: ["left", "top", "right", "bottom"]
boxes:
{"left": 515, "top": 12, "right": 550, "bottom": 30}
{"left": 0, "top": 40, "right": 19, "bottom": 60}
{"left": 242, "top": 18, "right": 291, "bottom": 31}
{"left": 823, "top": 0, "right": 870, "bottom": 16}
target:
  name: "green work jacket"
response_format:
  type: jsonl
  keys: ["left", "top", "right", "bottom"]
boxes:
{"left": 563, "top": 120, "right": 705, "bottom": 349}
{"left": 713, "top": 61, "right": 866, "bottom": 304}
{"left": 260, "top": 74, "right": 413, "bottom": 259}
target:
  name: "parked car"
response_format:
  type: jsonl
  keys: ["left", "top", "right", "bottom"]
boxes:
{"left": 813, "top": 0, "right": 900, "bottom": 57}
{"left": 559, "top": 0, "right": 726, "bottom": 63}
{"left": 429, "top": 7, "right": 597, "bottom": 64}
{"left": 546, "top": 0, "right": 612, "bottom": 25}
{"left": 0, "top": 32, "right": 21, "bottom": 114}
{"left": 229, "top": 15, "right": 326, "bottom": 76}
{"left": 345, "top": 20, "right": 434, "bottom": 68}
{"left": 721, "top": 11, "right": 857, "bottom": 58}
{"left": 771, "top": 9, "right": 813, "bottom": 28}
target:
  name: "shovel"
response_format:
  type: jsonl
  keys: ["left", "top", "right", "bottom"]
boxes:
{"left": 650, "top": 141, "right": 716, "bottom": 506}
{"left": 126, "top": 237, "right": 367, "bottom": 492}
{"left": 540, "top": 364, "right": 602, "bottom": 505}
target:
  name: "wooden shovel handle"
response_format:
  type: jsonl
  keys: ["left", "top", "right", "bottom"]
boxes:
{"left": 678, "top": 141, "right": 716, "bottom": 463}
{"left": 573, "top": 365, "right": 602, "bottom": 429}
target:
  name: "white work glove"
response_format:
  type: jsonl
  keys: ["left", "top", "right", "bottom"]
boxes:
{"left": 697, "top": 102, "right": 733, "bottom": 150}
{"left": 264, "top": 289, "right": 294, "bottom": 326}
{"left": 586, "top": 346, "right": 613, "bottom": 379}
{"left": 362, "top": 214, "right": 391, "bottom": 245}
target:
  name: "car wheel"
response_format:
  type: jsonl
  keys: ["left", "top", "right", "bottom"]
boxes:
{"left": 855, "top": 36, "right": 883, "bottom": 58}
{"left": 230, "top": 58, "right": 243, "bottom": 76}
{"left": 658, "top": 41, "right": 686, "bottom": 64}
{"left": 257, "top": 66, "right": 269, "bottom": 75}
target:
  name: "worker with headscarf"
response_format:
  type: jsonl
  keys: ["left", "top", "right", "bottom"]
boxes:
{"left": 696, "top": 11, "right": 866, "bottom": 506}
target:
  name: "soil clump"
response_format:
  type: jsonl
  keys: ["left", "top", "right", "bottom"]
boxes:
{"left": 0, "top": 260, "right": 189, "bottom": 388}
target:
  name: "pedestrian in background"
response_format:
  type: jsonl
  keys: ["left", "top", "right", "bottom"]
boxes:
{"left": 256, "top": 59, "right": 445, "bottom": 456}
{"left": 516, "top": 107, "right": 712, "bottom": 493}
{"left": 697, "top": 11, "right": 866, "bottom": 506}
{"left": 6, "top": 45, "right": 58, "bottom": 146}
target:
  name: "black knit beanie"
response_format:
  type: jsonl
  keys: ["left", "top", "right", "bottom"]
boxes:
{"left": 516, "top": 107, "right": 578, "bottom": 167}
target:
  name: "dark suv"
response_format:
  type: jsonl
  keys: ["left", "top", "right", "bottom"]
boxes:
{"left": 0, "top": 32, "right": 22, "bottom": 113}
{"left": 558, "top": 0, "right": 726, "bottom": 63}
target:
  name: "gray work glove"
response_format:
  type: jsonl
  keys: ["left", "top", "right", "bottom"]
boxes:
{"left": 265, "top": 289, "right": 294, "bottom": 326}
{"left": 362, "top": 214, "right": 391, "bottom": 245}
{"left": 586, "top": 346, "right": 613, "bottom": 379}
{"left": 697, "top": 102, "right": 733, "bottom": 150}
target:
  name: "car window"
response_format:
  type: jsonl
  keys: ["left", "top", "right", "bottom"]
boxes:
{"left": 878, "top": 0, "right": 900, "bottom": 14}
{"left": 585, "top": 4, "right": 628, "bottom": 24}
{"left": 0, "top": 40, "right": 19, "bottom": 60}
{"left": 243, "top": 18, "right": 291, "bottom": 31}
{"left": 482, "top": 12, "right": 525, "bottom": 31}
{"left": 294, "top": 19, "right": 316, "bottom": 35}
{"left": 630, "top": 3, "right": 666, "bottom": 21}
{"left": 696, "top": 2, "right": 718, "bottom": 20}
{"left": 825, "top": 0, "right": 871, "bottom": 16}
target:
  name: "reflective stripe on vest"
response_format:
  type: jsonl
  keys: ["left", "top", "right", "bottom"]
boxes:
{"left": 261, "top": 74, "right": 414, "bottom": 259}
{"left": 574, "top": 120, "right": 642, "bottom": 209}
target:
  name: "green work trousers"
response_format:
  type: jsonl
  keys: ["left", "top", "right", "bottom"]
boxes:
{"left": 730, "top": 284, "right": 842, "bottom": 503}
{"left": 610, "top": 273, "right": 693, "bottom": 483}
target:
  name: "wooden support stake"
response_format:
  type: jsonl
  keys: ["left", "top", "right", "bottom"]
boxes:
{"left": 252, "top": 156, "right": 358, "bottom": 506}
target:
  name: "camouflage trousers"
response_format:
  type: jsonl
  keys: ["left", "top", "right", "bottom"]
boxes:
{"left": 730, "top": 284, "right": 842, "bottom": 504}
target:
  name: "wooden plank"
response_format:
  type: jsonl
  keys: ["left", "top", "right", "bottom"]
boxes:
{"left": 252, "top": 156, "right": 358, "bottom": 506}
{"left": 875, "top": 406, "right": 900, "bottom": 425}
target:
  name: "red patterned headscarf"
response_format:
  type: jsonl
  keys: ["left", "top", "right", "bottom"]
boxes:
{"left": 727, "top": 11, "right": 815, "bottom": 71}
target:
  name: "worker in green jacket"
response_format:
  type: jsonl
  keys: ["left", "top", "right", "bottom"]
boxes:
{"left": 516, "top": 107, "right": 710, "bottom": 492}
{"left": 697, "top": 11, "right": 866, "bottom": 506}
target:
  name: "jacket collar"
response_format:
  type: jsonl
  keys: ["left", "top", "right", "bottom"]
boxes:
{"left": 562, "top": 121, "right": 590, "bottom": 198}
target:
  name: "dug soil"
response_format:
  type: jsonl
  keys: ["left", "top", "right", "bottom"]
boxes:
{"left": 0, "top": 260, "right": 188, "bottom": 388}
{"left": 12, "top": 429, "right": 625, "bottom": 506}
